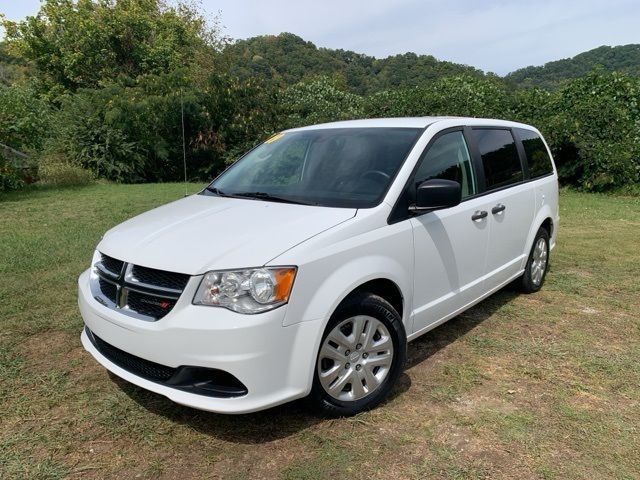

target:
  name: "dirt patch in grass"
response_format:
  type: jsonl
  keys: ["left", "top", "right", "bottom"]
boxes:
{"left": 19, "top": 331, "right": 83, "bottom": 373}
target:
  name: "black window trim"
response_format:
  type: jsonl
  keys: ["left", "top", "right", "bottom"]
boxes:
{"left": 387, "top": 123, "right": 556, "bottom": 225}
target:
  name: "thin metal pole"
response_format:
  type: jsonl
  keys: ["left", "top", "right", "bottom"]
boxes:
{"left": 181, "top": 91, "right": 187, "bottom": 197}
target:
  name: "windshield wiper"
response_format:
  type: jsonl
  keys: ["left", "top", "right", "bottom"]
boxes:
{"left": 204, "top": 186, "right": 228, "bottom": 196}
{"left": 232, "top": 191, "right": 315, "bottom": 205}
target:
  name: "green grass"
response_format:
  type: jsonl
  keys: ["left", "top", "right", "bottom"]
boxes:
{"left": 1, "top": 184, "right": 639, "bottom": 479}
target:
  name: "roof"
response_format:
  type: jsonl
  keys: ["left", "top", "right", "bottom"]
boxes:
{"left": 287, "top": 117, "right": 536, "bottom": 131}
{"left": 288, "top": 117, "right": 450, "bottom": 131}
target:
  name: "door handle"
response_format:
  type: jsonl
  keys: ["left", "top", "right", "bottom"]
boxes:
{"left": 492, "top": 204, "right": 506, "bottom": 214}
{"left": 471, "top": 210, "right": 488, "bottom": 221}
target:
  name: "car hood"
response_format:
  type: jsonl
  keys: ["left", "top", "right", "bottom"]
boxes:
{"left": 97, "top": 194, "right": 356, "bottom": 274}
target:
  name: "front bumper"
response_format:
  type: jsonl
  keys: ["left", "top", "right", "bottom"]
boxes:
{"left": 78, "top": 269, "right": 323, "bottom": 413}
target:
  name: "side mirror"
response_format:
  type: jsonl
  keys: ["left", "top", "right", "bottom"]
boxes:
{"left": 409, "top": 179, "right": 461, "bottom": 212}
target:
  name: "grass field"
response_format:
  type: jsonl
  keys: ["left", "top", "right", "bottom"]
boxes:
{"left": 1, "top": 183, "right": 639, "bottom": 479}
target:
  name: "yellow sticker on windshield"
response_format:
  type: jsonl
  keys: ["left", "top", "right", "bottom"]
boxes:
{"left": 265, "top": 132, "right": 285, "bottom": 144}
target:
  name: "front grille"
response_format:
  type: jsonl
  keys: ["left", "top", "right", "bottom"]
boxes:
{"left": 98, "top": 277, "right": 118, "bottom": 304}
{"left": 100, "top": 254, "right": 124, "bottom": 276}
{"left": 130, "top": 264, "right": 189, "bottom": 291}
{"left": 91, "top": 253, "right": 189, "bottom": 321}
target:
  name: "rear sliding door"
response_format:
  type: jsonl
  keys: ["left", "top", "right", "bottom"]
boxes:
{"left": 469, "top": 128, "right": 535, "bottom": 289}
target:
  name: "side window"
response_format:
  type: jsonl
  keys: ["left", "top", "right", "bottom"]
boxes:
{"left": 414, "top": 131, "right": 477, "bottom": 198}
{"left": 515, "top": 128, "right": 554, "bottom": 178}
{"left": 472, "top": 129, "right": 523, "bottom": 190}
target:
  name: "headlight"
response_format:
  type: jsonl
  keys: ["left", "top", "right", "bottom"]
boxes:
{"left": 193, "top": 267, "right": 297, "bottom": 314}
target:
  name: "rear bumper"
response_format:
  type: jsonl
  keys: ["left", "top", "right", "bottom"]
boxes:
{"left": 78, "top": 269, "right": 323, "bottom": 413}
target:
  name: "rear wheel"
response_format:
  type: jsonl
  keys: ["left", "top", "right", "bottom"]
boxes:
{"left": 310, "top": 293, "right": 406, "bottom": 416}
{"left": 518, "top": 227, "right": 550, "bottom": 293}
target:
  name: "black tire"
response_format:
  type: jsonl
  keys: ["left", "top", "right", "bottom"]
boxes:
{"left": 517, "top": 226, "right": 550, "bottom": 293}
{"left": 309, "top": 292, "right": 407, "bottom": 417}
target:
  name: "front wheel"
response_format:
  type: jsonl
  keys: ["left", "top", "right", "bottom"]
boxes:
{"left": 517, "top": 226, "right": 550, "bottom": 293}
{"left": 310, "top": 292, "right": 406, "bottom": 417}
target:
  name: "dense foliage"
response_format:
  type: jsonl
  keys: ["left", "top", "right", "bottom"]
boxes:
{"left": 279, "top": 77, "right": 365, "bottom": 128}
{"left": 364, "top": 75, "right": 511, "bottom": 118}
{"left": 0, "top": 83, "right": 51, "bottom": 151}
{"left": 0, "top": 42, "right": 29, "bottom": 86}
{"left": 0, "top": 156, "right": 24, "bottom": 191}
{"left": 0, "top": 1, "right": 639, "bottom": 192}
{"left": 540, "top": 72, "right": 640, "bottom": 190}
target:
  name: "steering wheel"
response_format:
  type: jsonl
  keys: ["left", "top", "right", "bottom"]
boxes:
{"left": 361, "top": 170, "right": 391, "bottom": 183}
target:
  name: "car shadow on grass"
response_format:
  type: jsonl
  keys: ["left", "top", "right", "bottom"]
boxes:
{"left": 111, "top": 373, "right": 324, "bottom": 443}
{"left": 405, "top": 288, "right": 519, "bottom": 370}
{"left": 111, "top": 288, "right": 518, "bottom": 444}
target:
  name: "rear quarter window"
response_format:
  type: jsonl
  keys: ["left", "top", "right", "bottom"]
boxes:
{"left": 515, "top": 128, "right": 554, "bottom": 178}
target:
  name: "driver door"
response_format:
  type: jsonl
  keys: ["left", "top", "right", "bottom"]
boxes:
{"left": 410, "top": 129, "right": 491, "bottom": 335}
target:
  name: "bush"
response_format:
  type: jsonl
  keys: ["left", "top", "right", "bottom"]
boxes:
{"left": 0, "top": 158, "right": 24, "bottom": 192}
{"left": 0, "top": 83, "right": 51, "bottom": 151}
{"left": 37, "top": 156, "right": 94, "bottom": 186}
{"left": 48, "top": 85, "right": 147, "bottom": 182}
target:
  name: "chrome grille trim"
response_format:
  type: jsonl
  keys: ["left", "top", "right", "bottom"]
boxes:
{"left": 90, "top": 253, "right": 189, "bottom": 321}
{"left": 124, "top": 264, "right": 184, "bottom": 295}
{"left": 95, "top": 261, "right": 122, "bottom": 279}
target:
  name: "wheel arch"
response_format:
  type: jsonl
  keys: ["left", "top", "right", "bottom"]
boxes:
{"left": 540, "top": 216, "right": 554, "bottom": 237}
{"left": 283, "top": 252, "right": 413, "bottom": 328}
{"left": 522, "top": 207, "right": 555, "bottom": 269}
{"left": 289, "top": 268, "right": 411, "bottom": 398}
{"left": 337, "top": 278, "right": 404, "bottom": 320}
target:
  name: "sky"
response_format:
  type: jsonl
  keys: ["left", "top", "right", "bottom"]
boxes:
{"left": 2, "top": 0, "right": 639, "bottom": 74}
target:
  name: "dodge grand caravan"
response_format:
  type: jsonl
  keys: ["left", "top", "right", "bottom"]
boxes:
{"left": 79, "top": 117, "right": 559, "bottom": 416}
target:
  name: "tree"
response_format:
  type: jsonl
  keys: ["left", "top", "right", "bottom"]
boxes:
{"left": 279, "top": 76, "right": 364, "bottom": 128}
{"left": 1, "top": 0, "right": 223, "bottom": 93}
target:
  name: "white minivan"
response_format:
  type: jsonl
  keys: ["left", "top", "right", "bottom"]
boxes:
{"left": 79, "top": 117, "right": 559, "bottom": 416}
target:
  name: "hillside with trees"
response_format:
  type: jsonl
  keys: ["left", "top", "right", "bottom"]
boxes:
{"left": 221, "top": 33, "right": 484, "bottom": 95}
{"left": 506, "top": 44, "right": 640, "bottom": 88}
{"left": 1, "top": 1, "right": 639, "bottom": 194}
{"left": 223, "top": 36, "right": 640, "bottom": 93}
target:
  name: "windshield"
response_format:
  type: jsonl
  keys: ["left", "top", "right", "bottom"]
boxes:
{"left": 204, "top": 127, "right": 422, "bottom": 208}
